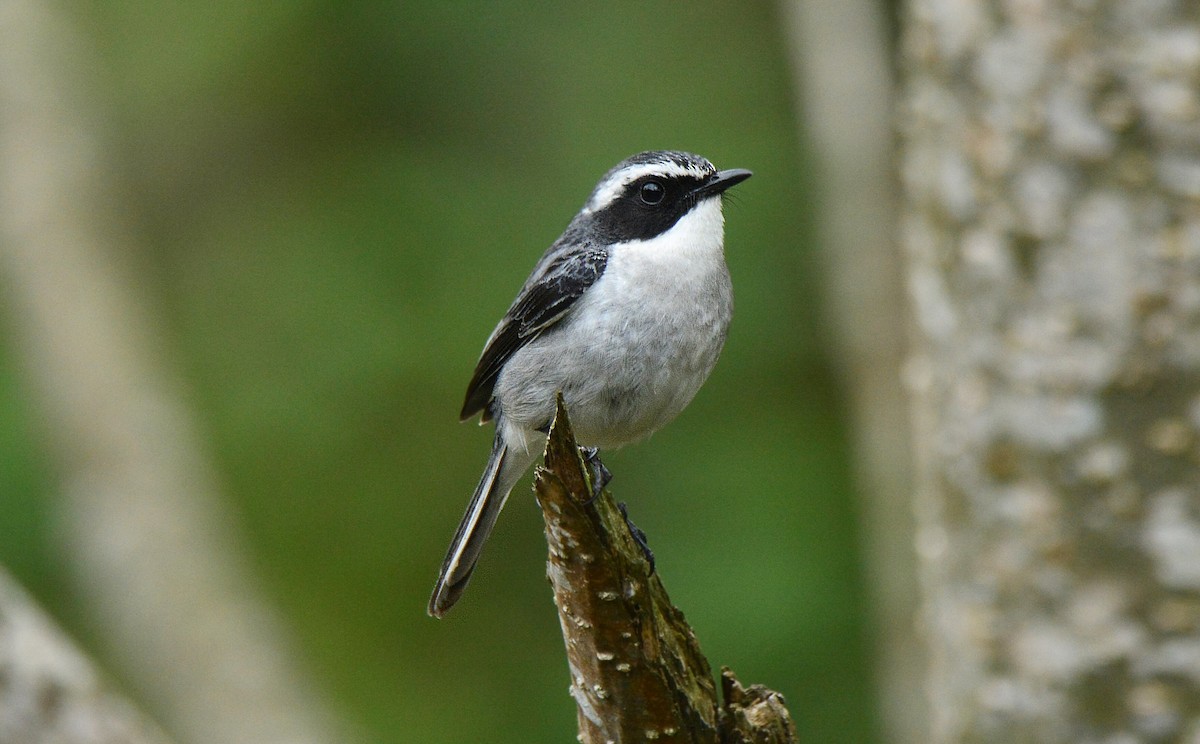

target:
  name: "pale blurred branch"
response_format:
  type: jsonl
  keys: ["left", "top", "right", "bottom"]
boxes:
{"left": 0, "top": 3, "right": 349, "bottom": 743}
{"left": 779, "top": 1, "right": 923, "bottom": 741}
{"left": 0, "top": 565, "right": 175, "bottom": 744}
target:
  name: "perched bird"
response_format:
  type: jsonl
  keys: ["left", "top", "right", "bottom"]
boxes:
{"left": 429, "top": 150, "right": 751, "bottom": 617}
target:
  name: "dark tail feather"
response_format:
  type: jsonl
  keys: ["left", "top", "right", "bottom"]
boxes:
{"left": 428, "top": 434, "right": 524, "bottom": 617}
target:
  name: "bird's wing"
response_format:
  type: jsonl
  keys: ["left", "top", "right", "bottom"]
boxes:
{"left": 460, "top": 244, "right": 608, "bottom": 422}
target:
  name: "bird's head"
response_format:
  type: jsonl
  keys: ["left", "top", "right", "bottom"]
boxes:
{"left": 580, "top": 151, "right": 752, "bottom": 245}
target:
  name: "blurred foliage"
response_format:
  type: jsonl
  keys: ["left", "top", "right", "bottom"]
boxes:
{"left": 0, "top": 2, "right": 876, "bottom": 742}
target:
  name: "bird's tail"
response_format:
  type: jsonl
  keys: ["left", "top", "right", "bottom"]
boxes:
{"left": 428, "top": 433, "right": 533, "bottom": 617}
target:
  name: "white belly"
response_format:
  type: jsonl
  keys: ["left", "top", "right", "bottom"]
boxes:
{"left": 494, "top": 199, "right": 732, "bottom": 453}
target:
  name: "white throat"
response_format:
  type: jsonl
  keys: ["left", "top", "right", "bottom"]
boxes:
{"left": 612, "top": 196, "right": 727, "bottom": 270}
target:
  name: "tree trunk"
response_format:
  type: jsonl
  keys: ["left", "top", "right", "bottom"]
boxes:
{"left": 901, "top": 0, "right": 1200, "bottom": 741}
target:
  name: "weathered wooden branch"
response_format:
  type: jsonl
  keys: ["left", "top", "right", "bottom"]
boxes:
{"left": 535, "top": 395, "right": 797, "bottom": 744}
{"left": 0, "top": 566, "right": 175, "bottom": 744}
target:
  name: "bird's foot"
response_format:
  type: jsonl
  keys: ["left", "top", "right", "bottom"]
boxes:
{"left": 579, "top": 446, "right": 612, "bottom": 502}
{"left": 618, "top": 501, "right": 656, "bottom": 572}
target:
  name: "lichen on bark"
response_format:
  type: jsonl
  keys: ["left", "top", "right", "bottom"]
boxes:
{"left": 901, "top": 0, "right": 1200, "bottom": 740}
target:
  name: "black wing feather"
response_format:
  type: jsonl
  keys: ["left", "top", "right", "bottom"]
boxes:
{"left": 460, "top": 245, "right": 608, "bottom": 422}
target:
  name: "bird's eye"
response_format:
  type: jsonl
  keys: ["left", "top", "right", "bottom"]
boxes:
{"left": 638, "top": 180, "right": 665, "bottom": 205}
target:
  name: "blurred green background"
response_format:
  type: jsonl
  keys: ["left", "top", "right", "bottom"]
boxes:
{"left": 0, "top": 2, "right": 875, "bottom": 742}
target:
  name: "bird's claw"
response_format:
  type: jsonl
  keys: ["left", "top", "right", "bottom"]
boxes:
{"left": 618, "top": 501, "right": 656, "bottom": 572}
{"left": 579, "top": 446, "right": 612, "bottom": 502}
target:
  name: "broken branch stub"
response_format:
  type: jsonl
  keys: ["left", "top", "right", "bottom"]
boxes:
{"left": 534, "top": 394, "right": 797, "bottom": 744}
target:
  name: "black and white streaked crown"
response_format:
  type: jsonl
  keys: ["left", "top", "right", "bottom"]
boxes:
{"left": 584, "top": 151, "right": 717, "bottom": 214}
{"left": 574, "top": 151, "right": 745, "bottom": 245}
